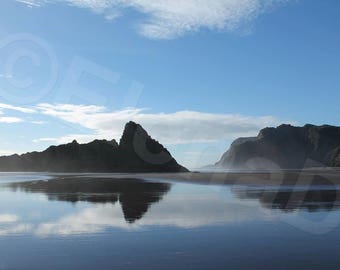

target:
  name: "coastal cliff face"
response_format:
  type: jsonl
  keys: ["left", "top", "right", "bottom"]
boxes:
{"left": 118, "top": 121, "right": 188, "bottom": 172}
{"left": 216, "top": 124, "right": 340, "bottom": 170}
{"left": 0, "top": 121, "right": 188, "bottom": 173}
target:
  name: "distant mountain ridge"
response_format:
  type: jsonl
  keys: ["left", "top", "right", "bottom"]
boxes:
{"left": 0, "top": 121, "right": 188, "bottom": 173}
{"left": 216, "top": 124, "right": 340, "bottom": 170}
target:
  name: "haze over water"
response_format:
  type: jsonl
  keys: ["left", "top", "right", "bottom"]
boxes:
{"left": 0, "top": 173, "right": 340, "bottom": 269}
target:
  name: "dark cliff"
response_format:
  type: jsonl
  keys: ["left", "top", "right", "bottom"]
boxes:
{"left": 0, "top": 121, "right": 188, "bottom": 173}
{"left": 216, "top": 124, "right": 340, "bottom": 170}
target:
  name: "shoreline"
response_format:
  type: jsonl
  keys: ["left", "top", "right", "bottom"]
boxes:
{"left": 1, "top": 169, "right": 340, "bottom": 186}
{"left": 56, "top": 169, "right": 340, "bottom": 186}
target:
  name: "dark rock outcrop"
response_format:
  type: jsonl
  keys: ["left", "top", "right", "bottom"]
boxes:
{"left": 118, "top": 121, "right": 186, "bottom": 172}
{"left": 0, "top": 121, "right": 188, "bottom": 173}
{"left": 216, "top": 124, "right": 340, "bottom": 170}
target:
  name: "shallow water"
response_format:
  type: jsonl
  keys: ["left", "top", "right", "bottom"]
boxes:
{"left": 0, "top": 173, "right": 340, "bottom": 269}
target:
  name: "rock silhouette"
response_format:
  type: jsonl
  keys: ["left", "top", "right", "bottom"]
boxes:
{"left": 0, "top": 121, "right": 188, "bottom": 173}
{"left": 216, "top": 124, "right": 340, "bottom": 170}
{"left": 8, "top": 177, "right": 171, "bottom": 223}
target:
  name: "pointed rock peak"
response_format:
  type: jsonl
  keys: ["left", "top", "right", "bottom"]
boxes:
{"left": 109, "top": 139, "right": 119, "bottom": 147}
{"left": 124, "top": 121, "right": 146, "bottom": 134}
{"left": 120, "top": 121, "right": 149, "bottom": 147}
{"left": 0, "top": 120, "right": 188, "bottom": 173}
{"left": 125, "top": 121, "right": 138, "bottom": 128}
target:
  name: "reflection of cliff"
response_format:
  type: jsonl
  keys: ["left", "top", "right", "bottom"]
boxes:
{"left": 8, "top": 177, "right": 171, "bottom": 223}
{"left": 232, "top": 176, "right": 340, "bottom": 212}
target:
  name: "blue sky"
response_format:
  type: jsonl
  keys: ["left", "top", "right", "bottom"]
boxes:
{"left": 0, "top": 0, "right": 339, "bottom": 168}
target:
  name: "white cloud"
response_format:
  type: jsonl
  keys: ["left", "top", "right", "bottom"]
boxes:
{"left": 35, "top": 103, "right": 289, "bottom": 144}
{"left": 0, "top": 116, "right": 23, "bottom": 123}
{"left": 16, "top": 0, "right": 42, "bottom": 7}
{"left": 0, "top": 103, "right": 34, "bottom": 124}
{"left": 29, "top": 120, "right": 46, "bottom": 125}
{"left": 0, "top": 103, "right": 35, "bottom": 114}
{"left": 16, "top": 0, "right": 290, "bottom": 39}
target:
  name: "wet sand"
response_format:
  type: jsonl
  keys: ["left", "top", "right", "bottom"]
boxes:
{"left": 56, "top": 168, "right": 340, "bottom": 186}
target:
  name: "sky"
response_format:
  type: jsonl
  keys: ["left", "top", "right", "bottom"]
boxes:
{"left": 0, "top": 0, "right": 339, "bottom": 169}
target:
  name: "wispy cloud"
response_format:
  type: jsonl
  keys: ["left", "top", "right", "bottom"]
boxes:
{"left": 16, "top": 0, "right": 291, "bottom": 39}
{"left": 29, "top": 120, "right": 46, "bottom": 125}
{"left": 0, "top": 101, "right": 291, "bottom": 146}
{"left": 0, "top": 103, "right": 35, "bottom": 124}
{"left": 16, "top": 0, "right": 42, "bottom": 7}
{"left": 0, "top": 103, "right": 35, "bottom": 114}
{"left": 34, "top": 103, "right": 290, "bottom": 144}
{"left": 0, "top": 116, "right": 23, "bottom": 124}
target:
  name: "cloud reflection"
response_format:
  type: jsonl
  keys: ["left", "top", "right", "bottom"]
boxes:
{"left": 34, "top": 191, "right": 263, "bottom": 236}
{"left": 4, "top": 176, "right": 340, "bottom": 237}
